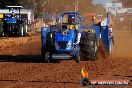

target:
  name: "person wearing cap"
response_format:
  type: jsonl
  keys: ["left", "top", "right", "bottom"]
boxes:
{"left": 92, "top": 16, "right": 96, "bottom": 25}
{"left": 11, "top": 12, "right": 16, "bottom": 18}
{"left": 68, "top": 15, "right": 81, "bottom": 44}
{"left": 109, "top": 24, "right": 114, "bottom": 45}
{"left": 92, "top": 16, "right": 96, "bottom": 21}
{"left": 68, "top": 16, "right": 74, "bottom": 30}
{"left": 68, "top": 15, "right": 79, "bottom": 30}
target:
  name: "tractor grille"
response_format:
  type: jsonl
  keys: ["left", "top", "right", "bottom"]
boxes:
{"left": 58, "top": 41, "right": 67, "bottom": 49}
{"left": 8, "top": 23, "right": 17, "bottom": 30}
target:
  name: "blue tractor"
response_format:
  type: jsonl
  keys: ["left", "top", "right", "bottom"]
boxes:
{"left": 0, "top": 6, "right": 28, "bottom": 36}
{"left": 41, "top": 12, "right": 82, "bottom": 63}
{"left": 41, "top": 12, "right": 112, "bottom": 62}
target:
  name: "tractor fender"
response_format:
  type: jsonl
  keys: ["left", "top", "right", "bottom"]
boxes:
{"left": 101, "top": 26, "right": 111, "bottom": 55}
{"left": 81, "top": 25, "right": 100, "bottom": 40}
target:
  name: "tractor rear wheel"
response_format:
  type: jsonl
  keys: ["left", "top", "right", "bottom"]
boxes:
{"left": 2, "top": 20, "right": 7, "bottom": 36}
{"left": 81, "top": 32, "right": 98, "bottom": 60}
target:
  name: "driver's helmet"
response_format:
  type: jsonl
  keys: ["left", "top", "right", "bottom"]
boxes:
{"left": 68, "top": 15, "right": 75, "bottom": 24}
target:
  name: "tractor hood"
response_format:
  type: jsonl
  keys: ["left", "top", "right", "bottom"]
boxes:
{"left": 55, "top": 30, "right": 74, "bottom": 42}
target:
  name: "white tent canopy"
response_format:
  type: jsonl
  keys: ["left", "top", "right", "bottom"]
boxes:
{"left": 6, "top": 6, "right": 23, "bottom": 8}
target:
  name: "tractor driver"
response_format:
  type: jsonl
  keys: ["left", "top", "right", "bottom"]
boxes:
{"left": 109, "top": 24, "right": 114, "bottom": 45}
{"left": 11, "top": 12, "right": 16, "bottom": 18}
{"left": 68, "top": 15, "right": 81, "bottom": 44}
{"left": 68, "top": 15, "right": 78, "bottom": 30}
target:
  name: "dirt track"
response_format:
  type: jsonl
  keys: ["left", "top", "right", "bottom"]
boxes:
{"left": 0, "top": 31, "right": 132, "bottom": 88}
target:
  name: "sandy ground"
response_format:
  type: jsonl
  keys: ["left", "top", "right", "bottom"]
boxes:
{"left": 112, "top": 30, "right": 132, "bottom": 58}
{"left": 0, "top": 30, "right": 131, "bottom": 88}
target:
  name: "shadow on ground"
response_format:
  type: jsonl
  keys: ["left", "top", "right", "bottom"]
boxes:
{"left": 0, "top": 55, "right": 61, "bottom": 63}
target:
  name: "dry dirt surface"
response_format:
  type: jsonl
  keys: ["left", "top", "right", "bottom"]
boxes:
{"left": 0, "top": 31, "right": 131, "bottom": 88}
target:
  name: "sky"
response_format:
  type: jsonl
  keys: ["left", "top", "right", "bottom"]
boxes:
{"left": 92, "top": 0, "right": 112, "bottom": 7}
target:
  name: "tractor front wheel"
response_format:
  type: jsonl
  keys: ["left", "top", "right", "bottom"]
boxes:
{"left": 75, "top": 51, "right": 80, "bottom": 63}
{"left": 0, "top": 20, "right": 3, "bottom": 36}
{"left": 19, "top": 24, "right": 24, "bottom": 36}
{"left": 44, "top": 52, "right": 50, "bottom": 63}
{"left": 0, "top": 25, "right": 3, "bottom": 36}
{"left": 23, "top": 22, "right": 28, "bottom": 36}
